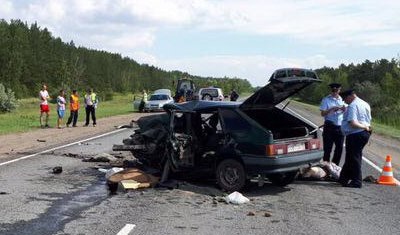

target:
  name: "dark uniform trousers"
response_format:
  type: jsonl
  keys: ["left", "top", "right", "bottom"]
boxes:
{"left": 339, "top": 130, "right": 370, "bottom": 186}
{"left": 322, "top": 121, "right": 344, "bottom": 165}
{"left": 85, "top": 105, "right": 96, "bottom": 126}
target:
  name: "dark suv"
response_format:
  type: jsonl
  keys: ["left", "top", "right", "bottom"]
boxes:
{"left": 115, "top": 68, "right": 323, "bottom": 191}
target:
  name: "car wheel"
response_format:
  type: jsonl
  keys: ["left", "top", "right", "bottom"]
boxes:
{"left": 216, "top": 159, "right": 246, "bottom": 192}
{"left": 268, "top": 171, "right": 298, "bottom": 186}
{"left": 202, "top": 94, "right": 212, "bottom": 101}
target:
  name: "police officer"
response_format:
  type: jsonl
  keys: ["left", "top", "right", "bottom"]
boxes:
{"left": 320, "top": 83, "right": 346, "bottom": 165}
{"left": 84, "top": 88, "right": 98, "bottom": 127}
{"left": 339, "top": 89, "right": 372, "bottom": 188}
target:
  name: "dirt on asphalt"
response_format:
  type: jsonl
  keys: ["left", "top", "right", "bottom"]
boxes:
{"left": 0, "top": 112, "right": 156, "bottom": 160}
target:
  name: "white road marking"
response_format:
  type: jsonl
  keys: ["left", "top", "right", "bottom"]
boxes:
{"left": 362, "top": 156, "right": 383, "bottom": 172}
{"left": 117, "top": 224, "right": 136, "bottom": 235}
{"left": 283, "top": 105, "right": 398, "bottom": 179}
{"left": 0, "top": 128, "right": 127, "bottom": 167}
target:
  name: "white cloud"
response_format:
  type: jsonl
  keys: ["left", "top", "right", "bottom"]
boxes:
{"left": 0, "top": 0, "right": 13, "bottom": 17}
{"left": 2, "top": 0, "right": 400, "bottom": 87}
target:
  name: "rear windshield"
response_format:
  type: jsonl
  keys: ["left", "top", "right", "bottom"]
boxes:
{"left": 272, "top": 69, "right": 318, "bottom": 79}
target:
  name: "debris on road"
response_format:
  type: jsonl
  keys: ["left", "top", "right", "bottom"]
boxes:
{"left": 363, "top": 175, "right": 377, "bottom": 183}
{"left": 98, "top": 167, "right": 124, "bottom": 179}
{"left": 120, "top": 180, "right": 150, "bottom": 190}
{"left": 225, "top": 191, "right": 250, "bottom": 205}
{"left": 78, "top": 142, "right": 102, "bottom": 146}
{"left": 264, "top": 212, "right": 272, "bottom": 217}
{"left": 247, "top": 211, "right": 256, "bottom": 216}
{"left": 83, "top": 153, "right": 118, "bottom": 163}
{"left": 52, "top": 166, "right": 63, "bottom": 174}
{"left": 36, "top": 139, "right": 46, "bottom": 142}
{"left": 107, "top": 168, "right": 159, "bottom": 192}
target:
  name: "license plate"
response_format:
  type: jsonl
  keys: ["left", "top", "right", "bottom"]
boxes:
{"left": 287, "top": 143, "right": 305, "bottom": 153}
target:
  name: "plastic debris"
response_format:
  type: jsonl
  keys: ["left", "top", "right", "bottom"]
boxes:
{"left": 224, "top": 191, "right": 250, "bottom": 204}
{"left": 98, "top": 167, "right": 124, "bottom": 179}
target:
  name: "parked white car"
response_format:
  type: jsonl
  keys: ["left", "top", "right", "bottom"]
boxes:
{"left": 143, "top": 89, "right": 174, "bottom": 112}
{"left": 198, "top": 87, "right": 224, "bottom": 101}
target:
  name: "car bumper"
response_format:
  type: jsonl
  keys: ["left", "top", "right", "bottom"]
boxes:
{"left": 242, "top": 150, "right": 323, "bottom": 175}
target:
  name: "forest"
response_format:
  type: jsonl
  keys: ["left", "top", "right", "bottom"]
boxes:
{"left": 0, "top": 19, "right": 253, "bottom": 101}
{"left": 297, "top": 59, "right": 400, "bottom": 128}
{"left": 1, "top": 19, "right": 399, "bottom": 128}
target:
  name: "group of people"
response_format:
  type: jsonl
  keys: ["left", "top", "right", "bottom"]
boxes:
{"left": 320, "top": 83, "right": 372, "bottom": 188}
{"left": 39, "top": 84, "right": 98, "bottom": 129}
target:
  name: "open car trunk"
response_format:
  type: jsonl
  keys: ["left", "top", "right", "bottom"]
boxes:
{"left": 243, "top": 107, "right": 317, "bottom": 141}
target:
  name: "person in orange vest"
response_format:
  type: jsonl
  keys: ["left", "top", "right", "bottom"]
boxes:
{"left": 66, "top": 89, "right": 80, "bottom": 127}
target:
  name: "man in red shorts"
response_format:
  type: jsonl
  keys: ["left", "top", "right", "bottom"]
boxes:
{"left": 39, "top": 84, "right": 51, "bottom": 128}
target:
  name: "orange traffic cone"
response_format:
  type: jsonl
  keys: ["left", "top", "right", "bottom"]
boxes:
{"left": 378, "top": 155, "right": 398, "bottom": 186}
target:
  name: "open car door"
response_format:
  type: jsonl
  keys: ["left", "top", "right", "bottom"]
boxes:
{"left": 240, "top": 68, "right": 321, "bottom": 110}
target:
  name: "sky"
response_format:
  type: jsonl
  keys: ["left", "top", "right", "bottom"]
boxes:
{"left": 1, "top": 0, "right": 400, "bottom": 87}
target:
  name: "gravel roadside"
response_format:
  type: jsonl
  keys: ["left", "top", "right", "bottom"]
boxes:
{"left": 0, "top": 112, "right": 156, "bottom": 160}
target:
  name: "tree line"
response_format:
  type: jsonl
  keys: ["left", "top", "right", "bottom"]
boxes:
{"left": 0, "top": 19, "right": 253, "bottom": 103}
{"left": 296, "top": 58, "right": 400, "bottom": 128}
{"left": 1, "top": 19, "right": 399, "bottom": 128}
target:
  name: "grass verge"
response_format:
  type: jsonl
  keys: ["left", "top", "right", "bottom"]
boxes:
{"left": 0, "top": 93, "right": 137, "bottom": 135}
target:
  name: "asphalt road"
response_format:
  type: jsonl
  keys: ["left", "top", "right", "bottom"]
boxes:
{"left": 1, "top": 110, "right": 400, "bottom": 235}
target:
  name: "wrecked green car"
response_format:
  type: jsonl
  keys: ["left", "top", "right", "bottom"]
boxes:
{"left": 114, "top": 68, "right": 323, "bottom": 191}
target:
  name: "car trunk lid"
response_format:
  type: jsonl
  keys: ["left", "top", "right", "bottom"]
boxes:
{"left": 240, "top": 68, "right": 321, "bottom": 110}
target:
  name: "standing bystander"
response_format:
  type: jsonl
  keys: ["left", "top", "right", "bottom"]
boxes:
{"left": 84, "top": 88, "right": 98, "bottom": 127}
{"left": 66, "top": 90, "right": 80, "bottom": 127}
{"left": 229, "top": 89, "right": 239, "bottom": 101}
{"left": 320, "top": 83, "right": 346, "bottom": 165}
{"left": 139, "top": 90, "right": 148, "bottom": 112}
{"left": 56, "top": 89, "right": 66, "bottom": 129}
{"left": 39, "top": 84, "right": 51, "bottom": 128}
{"left": 339, "top": 89, "right": 372, "bottom": 188}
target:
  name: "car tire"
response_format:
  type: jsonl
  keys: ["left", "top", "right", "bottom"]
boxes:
{"left": 202, "top": 94, "right": 212, "bottom": 101}
{"left": 268, "top": 171, "right": 298, "bottom": 186}
{"left": 216, "top": 159, "right": 246, "bottom": 192}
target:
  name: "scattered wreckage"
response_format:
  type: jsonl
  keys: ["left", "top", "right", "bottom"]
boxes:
{"left": 113, "top": 68, "right": 324, "bottom": 191}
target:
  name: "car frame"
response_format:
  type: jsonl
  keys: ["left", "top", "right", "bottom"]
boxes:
{"left": 116, "top": 68, "right": 323, "bottom": 191}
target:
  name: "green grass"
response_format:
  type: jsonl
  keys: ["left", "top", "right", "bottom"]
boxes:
{"left": 0, "top": 93, "right": 138, "bottom": 135}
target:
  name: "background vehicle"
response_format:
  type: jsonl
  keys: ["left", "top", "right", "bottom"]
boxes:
{"left": 173, "top": 78, "right": 196, "bottom": 102}
{"left": 116, "top": 68, "right": 323, "bottom": 191}
{"left": 143, "top": 89, "right": 173, "bottom": 112}
{"left": 198, "top": 87, "right": 224, "bottom": 101}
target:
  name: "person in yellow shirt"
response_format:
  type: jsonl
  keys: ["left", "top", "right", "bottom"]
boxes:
{"left": 84, "top": 88, "right": 98, "bottom": 127}
{"left": 66, "top": 90, "right": 80, "bottom": 127}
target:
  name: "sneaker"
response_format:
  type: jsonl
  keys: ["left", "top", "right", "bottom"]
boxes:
{"left": 93, "top": 124, "right": 96, "bottom": 127}
{"left": 83, "top": 124, "right": 89, "bottom": 127}
{"left": 45, "top": 124, "right": 50, "bottom": 128}
{"left": 72, "top": 125, "right": 77, "bottom": 127}
{"left": 66, "top": 124, "right": 70, "bottom": 128}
